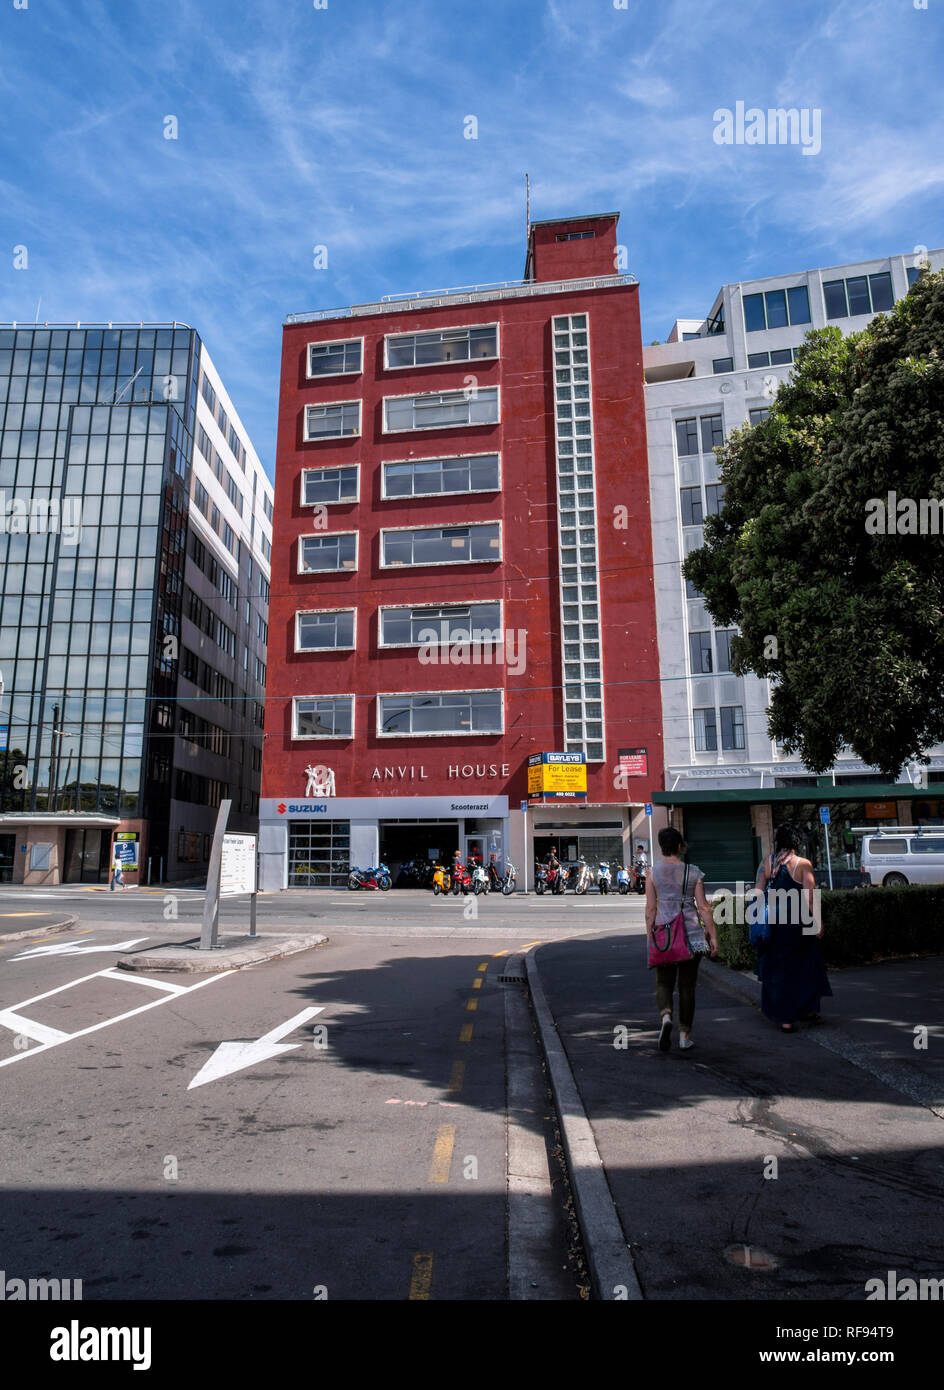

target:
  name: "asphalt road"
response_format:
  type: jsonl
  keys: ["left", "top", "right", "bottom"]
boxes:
{"left": 0, "top": 893, "right": 628, "bottom": 1300}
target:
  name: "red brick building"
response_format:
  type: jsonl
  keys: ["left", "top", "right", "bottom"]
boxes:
{"left": 259, "top": 212, "right": 664, "bottom": 889}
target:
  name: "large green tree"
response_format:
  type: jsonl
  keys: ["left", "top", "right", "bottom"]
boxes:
{"left": 683, "top": 268, "right": 944, "bottom": 782}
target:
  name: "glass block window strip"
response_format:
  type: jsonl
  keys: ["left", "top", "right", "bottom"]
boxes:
{"left": 552, "top": 312, "right": 604, "bottom": 763}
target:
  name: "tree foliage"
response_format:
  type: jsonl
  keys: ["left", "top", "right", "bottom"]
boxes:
{"left": 683, "top": 269, "right": 944, "bottom": 781}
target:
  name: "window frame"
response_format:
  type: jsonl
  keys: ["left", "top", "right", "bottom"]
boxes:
{"left": 297, "top": 531, "right": 359, "bottom": 574}
{"left": 381, "top": 385, "right": 500, "bottom": 434}
{"left": 303, "top": 399, "right": 362, "bottom": 441}
{"left": 300, "top": 463, "right": 361, "bottom": 507}
{"left": 292, "top": 694, "right": 355, "bottom": 740}
{"left": 380, "top": 451, "right": 501, "bottom": 500}
{"left": 383, "top": 322, "right": 499, "bottom": 371}
{"left": 379, "top": 520, "right": 502, "bottom": 569}
{"left": 306, "top": 337, "right": 364, "bottom": 379}
{"left": 375, "top": 688, "right": 505, "bottom": 738}
{"left": 294, "top": 607, "right": 357, "bottom": 653}
{"left": 378, "top": 599, "right": 504, "bottom": 649}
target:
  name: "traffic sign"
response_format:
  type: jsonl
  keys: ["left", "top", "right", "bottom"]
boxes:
{"left": 645, "top": 803, "right": 653, "bottom": 816}
{"left": 819, "top": 806, "right": 831, "bottom": 824}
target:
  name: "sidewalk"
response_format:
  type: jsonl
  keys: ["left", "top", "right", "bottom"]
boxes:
{"left": 529, "top": 928, "right": 944, "bottom": 1301}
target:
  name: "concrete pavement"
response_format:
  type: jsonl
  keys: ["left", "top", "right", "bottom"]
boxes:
{"left": 530, "top": 929, "right": 944, "bottom": 1301}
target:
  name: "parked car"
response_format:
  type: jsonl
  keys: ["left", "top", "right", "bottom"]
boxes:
{"left": 860, "top": 829, "right": 944, "bottom": 887}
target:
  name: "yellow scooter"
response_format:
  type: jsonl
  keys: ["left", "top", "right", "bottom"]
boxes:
{"left": 432, "top": 864, "right": 451, "bottom": 896}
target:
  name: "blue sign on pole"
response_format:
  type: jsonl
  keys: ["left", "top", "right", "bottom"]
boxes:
{"left": 645, "top": 803, "right": 653, "bottom": 816}
{"left": 819, "top": 806, "right": 831, "bottom": 824}
{"left": 0, "top": 725, "right": 7, "bottom": 752}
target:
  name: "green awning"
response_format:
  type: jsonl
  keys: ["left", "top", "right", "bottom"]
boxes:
{"left": 652, "top": 783, "right": 920, "bottom": 805}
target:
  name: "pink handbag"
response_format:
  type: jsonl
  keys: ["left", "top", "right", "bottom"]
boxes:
{"left": 648, "top": 864, "right": 694, "bottom": 968}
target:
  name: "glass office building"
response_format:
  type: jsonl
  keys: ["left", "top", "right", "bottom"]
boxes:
{"left": 0, "top": 324, "right": 273, "bottom": 884}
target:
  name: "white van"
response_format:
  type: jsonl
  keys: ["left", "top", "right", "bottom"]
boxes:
{"left": 859, "top": 827, "right": 944, "bottom": 887}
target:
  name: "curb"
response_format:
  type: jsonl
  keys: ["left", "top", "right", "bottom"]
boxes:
{"left": 116, "top": 932, "right": 329, "bottom": 973}
{"left": 525, "top": 949, "right": 643, "bottom": 1302}
{"left": 0, "top": 914, "right": 77, "bottom": 943}
{"left": 700, "top": 958, "right": 761, "bottom": 1006}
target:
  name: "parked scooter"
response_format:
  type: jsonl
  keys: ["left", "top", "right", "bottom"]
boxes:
{"left": 534, "top": 862, "right": 548, "bottom": 895}
{"left": 471, "top": 863, "right": 490, "bottom": 895}
{"left": 597, "top": 862, "right": 612, "bottom": 895}
{"left": 574, "top": 858, "right": 592, "bottom": 894}
{"left": 451, "top": 862, "right": 472, "bottom": 896}
{"left": 616, "top": 865, "right": 631, "bottom": 895}
{"left": 631, "top": 859, "right": 648, "bottom": 895}
{"left": 501, "top": 860, "right": 518, "bottom": 895}
{"left": 348, "top": 863, "right": 392, "bottom": 891}
{"left": 431, "top": 864, "right": 451, "bottom": 896}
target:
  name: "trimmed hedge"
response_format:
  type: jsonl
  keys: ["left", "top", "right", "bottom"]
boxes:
{"left": 710, "top": 884, "right": 944, "bottom": 970}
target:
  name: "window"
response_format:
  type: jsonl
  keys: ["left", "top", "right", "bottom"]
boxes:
{"left": 377, "top": 689, "right": 502, "bottom": 736}
{"left": 907, "top": 265, "right": 923, "bottom": 288}
{"left": 196, "top": 424, "right": 212, "bottom": 459}
{"left": 263, "top": 494, "right": 274, "bottom": 520}
{"left": 681, "top": 487, "right": 703, "bottom": 526}
{"left": 715, "top": 628, "right": 735, "bottom": 673}
{"left": 254, "top": 657, "right": 266, "bottom": 686}
{"left": 201, "top": 374, "right": 217, "bottom": 412}
{"left": 228, "top": 425, "right": 241, "bottom": 457}
{"left": 675, "top": 418, "right": 699, "bottom": 456}
{"left": 701, "top": 414, "right": 723, "bottom": 452}
{"left": 381, "top": 522, "right": 500, "bottom": 567}
{"left": 720, "top": 705, "right": 745, "bottom": 750}
{"left": 382, "top": 452, "right": 500, "bottom": 498}
{"left": 385, "top": 324, "right": 497, "bottom": 369}
{"left": 694, "top": 707, "right": 717, "bottom": 752}
{"left": 296, "top": 609, "right": 355, "bottom": 650}
{"left": 308, "top": 339, "right": 362, "bottom": 377}
{"left": 769, "top": 348, "right": 793, "bottom": 366}
{"left": 221, "top": 522, "right": 236, "bottom": 555}
{"left": 293, "top": 695, "right": 354, "bottom": 738}
{"left": 868, "top": 838, "right": 907, "bottom": 855}
{"left": 217, "top": 402, "right": 228, "bottom": 435}
{"left": 689, "top": 631, "right": 713, "bottom": 674}
{"left": 748, "top": 352, "right": 770, "bottom": 369}
{"left": 748, "top": 407, "right": 770, "bottom": 425}
{"left": 226, "top": 473, "right": 243, "bottom": 514}
{"left": 383, "top": 387, "right": 499, "bottom": 432}
{"left": 380, "top": 602, "right": 501, "bottom": 647}
{"left": 193, "top": 479, "right": 209, "bottom": 516}
{"left": 824, "top": 272, "right": 894, "bottom": 320}
{"left": 705, "top": 483, "right": 726, "bottom": 515}
{"left": 909, "top": 837, "right": 944, "bottom": 854}
{"left": 305, "top": 401, "right": 360, "bottom": 440}
{"left": 556, "top": 231, "right": 594, "bottom": 241}
{"left": 302, "top": 465, "right": 359, "bottom": 505}
{"left": 712, "top": 357, "right": 734, "bottom": 374}
{"left": 261, "top": 535, "right": 271, "bottom": 562}
{"left": 744, "top": 284, "right": 811, "bottom": 331}
{"left": 298, "top": 532, "right": 357, "bottom": 572}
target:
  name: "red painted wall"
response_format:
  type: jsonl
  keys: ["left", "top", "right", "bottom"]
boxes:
{"left": 264, "top": 242, "right": 662, "bottom": 807}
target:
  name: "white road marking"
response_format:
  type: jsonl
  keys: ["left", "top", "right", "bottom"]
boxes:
{"left": 10, "top": 937, "right": 148, "bottom": 961}
{"left": 0, "top": 1010, "right": 70, "bottom": 1045}
{"left": 0, "top": 969, "right": 233, "bottom": 1069}
{"left": 187, "top": 1006, "right": 325, "bottom": 1090}
{"left": 98, "top": 968, "right": 187, "bottom": 994}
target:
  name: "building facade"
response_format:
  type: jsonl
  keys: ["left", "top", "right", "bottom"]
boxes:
{"left": 644, "top": 248, "right": 944, "bottom": 881}
{"left": 261, "top": 213, "right": 664, "bottom": 890}
{"left": 0, "top": 323, "right": 272, "bottom": 884}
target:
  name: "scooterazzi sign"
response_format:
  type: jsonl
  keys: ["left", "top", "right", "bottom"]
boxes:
{"left": 527, "top": 752, "right": 588, "bottom": 801}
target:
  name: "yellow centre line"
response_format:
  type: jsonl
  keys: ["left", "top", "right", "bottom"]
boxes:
{"left": 471, "top": 977, "right": 482, "bottom": 990}
{"left": 466, "top": 998, "right": 478, "bottom": 1011}
{"left": 428, "top": 1125, "right": 455, "bottom": 1183}
{"left": 519, "top": 941, "right": 543, "bottom": 950}
{"left": 409, "top": 1252, "right": 434, "bottom": 1299}
{"left": 477, "top": 961, "right": 488, "bottom": 972}
{"left": 492, "top": 949, "right": 510, "bottom": 958}
{"left": 447, "top": 1061, "right": 465, "bottom": 1094}
{"left": 458, "top": 1022, "right": 474, "bottom": 1044}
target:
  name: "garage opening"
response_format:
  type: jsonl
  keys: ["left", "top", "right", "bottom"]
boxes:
{"left": 380, "top": 820, "right": 460, "bottom": 886}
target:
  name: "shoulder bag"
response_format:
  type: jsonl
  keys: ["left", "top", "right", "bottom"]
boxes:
{"left": 648, "top": 863, "right": 694, "bottom": 968}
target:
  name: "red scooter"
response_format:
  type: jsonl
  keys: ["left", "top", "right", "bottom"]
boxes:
{"left": 451, "top": 862, "right": 472, "bottom": 895}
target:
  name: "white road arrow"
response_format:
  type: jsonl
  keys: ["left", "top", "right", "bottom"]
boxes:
{"left": 187, "top": 1006, "right": 325, "bottom": 1089}
{"left": 11, "top": 938, "right": 148, "bottom": 960}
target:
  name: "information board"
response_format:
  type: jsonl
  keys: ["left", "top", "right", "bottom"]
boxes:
{"left": 220, "top": 833, "right": 257, "bottom": 897}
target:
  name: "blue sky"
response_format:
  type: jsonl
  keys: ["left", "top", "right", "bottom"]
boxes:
{"left": 1, "top": 0, "right": 942, "bottom": 476}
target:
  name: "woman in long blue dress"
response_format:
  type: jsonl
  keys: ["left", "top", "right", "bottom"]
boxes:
{"left": 752, "top": 822, "right": 832, "bottom": 1032}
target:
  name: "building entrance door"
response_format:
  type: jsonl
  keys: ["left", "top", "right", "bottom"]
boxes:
{"left": 0, "top": 834, "right": 15, "bottom": 883}
{"left": 63, "top": 828, "right": 110, "bottom": 884}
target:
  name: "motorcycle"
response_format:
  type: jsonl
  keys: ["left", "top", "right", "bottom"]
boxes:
{"left": 451, "top": 862, "right": 472, "bottom": 896}
{"left": 574, "top": 859, "right": 592, "bottom": 894}
{"left": 431, "top": 864, "right": 451, "bottom": 896}
{"left": 616, "top": 866, "right": 631, "bottom": 895}
{"left": 487, "top": 858, "right": 504, "bottom": 891}
{"left": 348, "top": 863, "right": 391, "bottom": 891}
{"left": 501, "top": 860, "right": 518, "bottom": 896}
{"left": 471, "top": 864, "right": 490, "bottom": 895}
{"left": 631, "top": 859, "right": 648, "bottom": 895}
{"left": 534, "top": 863, "right": 548, "bottom": 895}
{"left": 597, "top": 862, "right": 612, "bottom": 895}
{"left": 547, "top": 864, "right": 568, "bottom": 895}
